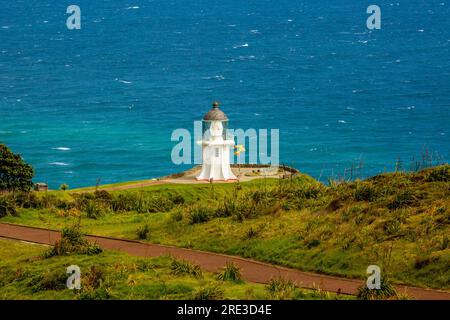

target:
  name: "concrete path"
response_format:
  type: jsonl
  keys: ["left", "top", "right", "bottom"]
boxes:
{"left": 0, "top": 223, "right": 449, "bottom": 300}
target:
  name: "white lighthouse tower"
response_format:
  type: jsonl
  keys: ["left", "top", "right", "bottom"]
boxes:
{"left": 196, "top": 102, "right": 237, "bottom": 182}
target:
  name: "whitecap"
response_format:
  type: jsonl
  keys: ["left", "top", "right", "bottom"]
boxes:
{"left": 250, "top": 29, "right": 260, "bottom": 34}
{"left": 49, "top": 162, "right": 69, "bottom": 166}
{"left": 202, "top": 75, "right": 225, "bottom": 80}
{"left": 1, "top": 26, "right": 11, "bottom": 29}
{"left": 53, "top": 147, "right": 71, "bottom": 151}
{"left": 233, "top": 43, "right": 249, "bottom": 49}
{"left": 115, "top": 78, "right": 132, "bottom": 84}
{"left": 125, "top": 6, "right": 139, "bottom": 10}
{"left": 418, "top": 29, "right": 424, "bottom": 32}
{"left": 338, "top": 120, "right": 347, "bottom": 124}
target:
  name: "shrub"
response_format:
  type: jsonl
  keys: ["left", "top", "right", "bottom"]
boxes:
{"left": 78, "top": 286, "right": 112, "bottom": 300}
{"left": 136, "top": 224, "right": 150, "bottom": 240}
{"left": 170, "top": 259, "right": 203, "bottom": 278}
{"left": 0, "top": 196, "right": 18, "bottom": 218}
{"left": 305, "top": 239, "right": 321, "bottom": 249}
{"left": 170, "top": 209, "right": 183, "bottom": 222}
{"left": 188, "top": 205, "right": 211, "bottom": 224}
{"left": 414, "top": 255, "right": 439, "bottom": 269}
{"left": 44, "top": 224, "right": 102, "bottom": 257}
{"left": 355, "top": 183, "right": 377, "bottom": 202}
{"left": 110, "top": 193, "right": 135, "bottom": 212}
{"left": 85, "top": 200, "right": 104, "bottom": 219}
{"left": 216, "top": 262, "right": 242, "bottom": 283}
{"left": 192, "top": 284, "right": 224, "bottom": 300}
{"left": 383, "top": 219, "right": 401, "bottom": 236}
{"left": 387, "top": 190, "right": 417, "bottom": 209}
{"left": 28, "top": 269, "right": 67, "bottom": 292}
{"left": 424, "top": 165, "right": 450, "bottom": 182}
{"left": 93, "top": 190, "right": 112, "bottom": 202}
{"left": 325, "top": 198, "right": 343, "bottom": 212}
{"left": 244, "top": 227, "right": 259, "bottom": 240}
{"left": 357, "top": 278, "right": 398, "bottom": 300}
{"left": 10, "top": 191, "right": 41, "bottom": 208}
{"left": 266, "top": 277, "right": 296, "bottom": 300}
{"left": 60, "top": 183, "right": 69, "bottom": 191}
{"left": 83, "top": 265, "right": 105, "bottom": 289}
{"left": 74, "top": 193, "right": 95, "bottom": 210}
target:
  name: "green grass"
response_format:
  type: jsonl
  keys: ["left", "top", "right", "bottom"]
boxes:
{"left": 0, "top": 239, "right": 347, "bottom": 300}
{"left": 2, "top": 165, "right": 449, "bottom": 291}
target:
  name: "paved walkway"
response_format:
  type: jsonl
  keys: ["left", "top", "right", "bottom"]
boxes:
{"left": 0, "top": 223, "right": 448, "bottom": 300}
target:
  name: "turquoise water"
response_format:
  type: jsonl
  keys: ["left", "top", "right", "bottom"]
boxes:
{"left": 1, "top": 0, "right": 449, "bottom": 188}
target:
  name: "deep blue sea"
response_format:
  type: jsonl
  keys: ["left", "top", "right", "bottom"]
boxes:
{"left": 1, "top": 0, "right": 449, "bottom": 188}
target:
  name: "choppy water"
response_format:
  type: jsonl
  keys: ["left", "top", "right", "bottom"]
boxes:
{"left": 1, "top": 0, "right": 449, "bottom": 188}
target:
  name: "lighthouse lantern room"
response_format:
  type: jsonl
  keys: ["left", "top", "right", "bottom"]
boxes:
{"left": 196, "top": 102, "right": 237, "bottom": 182}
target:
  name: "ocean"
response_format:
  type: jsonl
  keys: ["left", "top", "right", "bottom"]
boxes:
{"left": 1, "top": 0, "right": 449, "bottom": 188}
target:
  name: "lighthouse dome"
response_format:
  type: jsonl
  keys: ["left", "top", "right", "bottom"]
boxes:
{"left": 203, "top": 102, "right": 228, "bottom": 121}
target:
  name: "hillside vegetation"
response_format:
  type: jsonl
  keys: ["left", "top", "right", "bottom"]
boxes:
{"left": 0, "top": 237, "right": 345, "bottom": 300}
{"left": 1, "top": 165, "right": 449, "bottom": 290}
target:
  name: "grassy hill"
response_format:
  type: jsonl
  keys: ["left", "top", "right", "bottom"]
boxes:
{"left": 1, "top": 165, "right": 449, "bottom": 291}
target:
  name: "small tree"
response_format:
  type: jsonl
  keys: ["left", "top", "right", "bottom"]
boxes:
{"left": 60, "top": 183, "right": 69, "bottom": 191}
{"left": 0, "top": 144, "right": 34, "bottom": 192}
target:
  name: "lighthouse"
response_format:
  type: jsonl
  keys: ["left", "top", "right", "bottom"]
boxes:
{"left": 196, "top": 102, "right": 237, "bottom": 182}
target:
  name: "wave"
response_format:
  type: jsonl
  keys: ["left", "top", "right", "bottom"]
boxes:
{"left": 125, "top": 6, "right": 139, "bottom": 10}
{"left": 115, "top": 78, "right": 132, "bottom": 84}
{"left": 49, "top": 162, "right": 69, "bottom": 166}
{"left": 233, "top": 43, "right": 249, "bottom": 49}
{"left": 201, "top": 75, "right": 225, "bottom": 80}
{"left": 53, "top": 147, "right": 71, "bottom": 151}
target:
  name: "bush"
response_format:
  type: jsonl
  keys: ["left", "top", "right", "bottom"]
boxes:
{"left": 192, "top": 284, "right": 224, "bottom": 300}
{"left": 83, "top": 265, "right": 105, "bottom": 289}
{"left": 136, "top": 224, "right": 150, "bottom": 240}
{"left": 44, "top": 224, "right": 102, "bottom": 257}
{"left": 78, "top": 286, "right": 112, "bottom": 300}
{"left": 188, "top": 205, "right": 211, "bottom": 224}
{"left": 28, "top": 269, "right": 67, "bottom": 292}
{"left": 170, "top": 209, "right": 183, "bottom": 222}
{"left": 10, "top": 191, "right": 41, "bottom": 209}
{"left": 424, "top": 165, "right": 450, "bottom": 182}
{"left": 170, "top": 259, "right": 203, "bottom": 278}
{"left": 244, "top": 227, "right": 259, "bottom": 240}
{"left": 305, "top": 239, "right": 321, "bottom": 249}
{"left": 266, "top": 277, "right": 296, "bottom": 300}
{"left": 85, "top": 200, "right": 105, "bottom": 219}
{"left": 355, "top": 183, "right": 377, "bottom": 202}
{"left": 60, "top": 183, "right": 69, "bottom": 191}
{"left": 216, "top": 262, "right": 242, "bottom": 283}
{"left": 357, "top": 278, "right": 399, "bottom": 300}
{"left": 0, "top": 195, "right": 18, "bottom": 218}
{"left": 387, "top": 190, "right": 417, "bottom": 209}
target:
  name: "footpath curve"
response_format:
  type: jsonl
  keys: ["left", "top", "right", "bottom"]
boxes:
{"left": 0, "top": 223, "right": 448, "bottom": 300}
